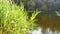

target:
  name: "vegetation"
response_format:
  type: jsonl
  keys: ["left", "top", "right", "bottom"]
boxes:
{"left": 0, "top": 0, "right": 40, "bottom": 34}
{"left": 1, "top": 0, "right": 60, "bottom": 34}
{"left": 56, "top": 11, "right": 60, "bottom": 16}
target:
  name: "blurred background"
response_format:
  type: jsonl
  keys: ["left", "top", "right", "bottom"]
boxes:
{"left": 0, "top": 0, "right": 60, "bottom": 34}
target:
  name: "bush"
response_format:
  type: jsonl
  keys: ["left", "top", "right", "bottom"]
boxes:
{"left": 0, "top": 0, "right": 40, "bottom": 34}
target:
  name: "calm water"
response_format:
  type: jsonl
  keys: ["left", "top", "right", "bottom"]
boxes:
{"left": 28, "top": 14, "right": 60, "bottom": 34}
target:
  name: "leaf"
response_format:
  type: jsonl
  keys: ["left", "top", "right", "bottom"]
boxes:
{"left": 56, "top": 11, "right": 60, "bottom": 16}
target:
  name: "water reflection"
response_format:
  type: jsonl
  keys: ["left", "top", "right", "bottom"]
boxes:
{"left": 28, "top": 27, "right": 60, "bottom": 34}
{"left": 28, "top": 14, "right": 60, "bottom": 34}
{"left": 28, "top": 27, "right": 42, "bottom": 34}
{"left": 35, "top": 14, "right": 60, "bottom": 31}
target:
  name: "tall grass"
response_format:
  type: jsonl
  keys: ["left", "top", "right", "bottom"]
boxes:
{"left": 0, "top": 0, "right": 40, "bottom": 34}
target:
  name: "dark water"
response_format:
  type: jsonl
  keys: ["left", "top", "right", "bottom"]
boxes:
{"left": 28, "top": 14, "right": 60, "bottom": 34}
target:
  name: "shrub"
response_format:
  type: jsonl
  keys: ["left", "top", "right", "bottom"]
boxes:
{"left": 0, "top": 0, "right": 40, "bottom": 34}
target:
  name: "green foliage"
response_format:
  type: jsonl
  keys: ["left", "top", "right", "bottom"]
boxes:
{"left": 29, "top": 10, "right": 41, "bottom": 30}
{"left": 0, "top": 0, "right": 40, "bottom": 34}
{"left": 30, "top": 10, "right": 41, "bottom": 22}
{"left": 56, "top": 11, "right": 60, "bottom": 16}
